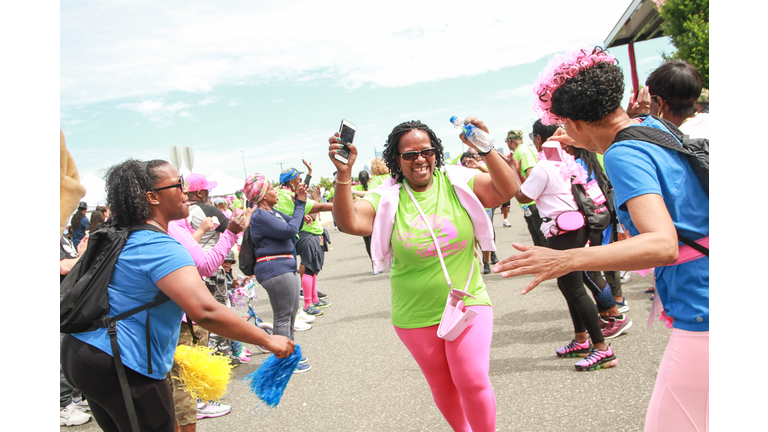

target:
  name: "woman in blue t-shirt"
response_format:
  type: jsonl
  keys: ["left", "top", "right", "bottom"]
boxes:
{"left": 61, "top": 159, "right": 295, "bottom": 432}
{"left": 497, "top": 48, "right": 709, "bottom": 431}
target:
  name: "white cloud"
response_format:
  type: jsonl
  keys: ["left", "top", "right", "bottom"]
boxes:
{"left": 61, "top": 0, "right": 629, "bottom": 106}
{"left": 116, "top": 99, "right": 193, "bottom": 124}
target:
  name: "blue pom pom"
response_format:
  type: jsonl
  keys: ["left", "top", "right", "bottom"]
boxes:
{"left": 242, "top": 345, "right": 302, "bottom": 409}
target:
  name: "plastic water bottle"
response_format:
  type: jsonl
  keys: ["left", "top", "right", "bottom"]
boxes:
{"left": 450, "top": 116, "right": 496, "bottom": 154}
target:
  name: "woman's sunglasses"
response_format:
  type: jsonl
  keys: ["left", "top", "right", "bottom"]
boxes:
{"left": 152, "top": 175, "right": 189, "bottom": 192}
{"left": 399, "top": 148, "right": 436, "bottom": 161}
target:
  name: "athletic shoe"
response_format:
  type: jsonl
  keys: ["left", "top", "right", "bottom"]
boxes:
{"left": 372, "top": 269, "right": 383, "bottom": 275}
{"left": 294, "top": 363, "right": 312, "bottom": 373}
{"left": 620, "top": 271, "right": 632, "bottom": 284}
{"left": 615, "top": 298, "right": 629, "bottom": 313}
{"left": 483, "top": 262, "right": 491, "bottom": 274}
{"left": 236, "top": 352, "right": 251, "bottom": 363}
{"left": 303, "top": 305, "right": 324, "bottom": 316}
{"left": 197, "top": 401, "right": 231, "bottom": 419}
{"left": 574, "top": 347, "right": 618, "bottom": 371}
{"left": 490, "top": 252, "right": 499, "bottom": 265}
{"left": 294, "top": 319, "right": 312, "bottom": 332}
{"left": 601, "top": 315, "right": 633, "bottom": 339}
{"left": 317, "top": 291, "right": 328, "bottom": 299}
{"left": 503, "top": 220, "right": 511, "bottom": 227}
{"left": 229, "top": 356, "right": 241, "bottom": 367}
{"left": 242, "top": 348, "right": 253, "bottom": 356}
{"left": 61, "top": 404, "right": 92, "bottom": 426}
{"left": 72, "top": 397, "right": 91, "bottom": 412}
{"left": 556, "top": 339, "right": 593, "bottom": 358}
{"left": 297, "top": 308, "right": 316, "bottom": 323}
{"left": 300, "top": 356, "right": 309, "bottom": 364}
{"left": 313, "top": 299, "right": 332, "bottom": 308}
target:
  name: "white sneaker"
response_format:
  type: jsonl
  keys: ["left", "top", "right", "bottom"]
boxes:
{"left": 61, "top": 404, "right": 91, "bottom": 426}
{"left": 297, "top": 308, "right": 316, "bottom": 323}
{"left": 503, "top": 220, "right": 511, "bottom": 227}
{"left": 620, "top": 271, "right": 632, "bottom": 284}
{"left": 72, "top": 397, "right": 91, "bottom": 412}
{"left": 294, "top": 319, "right": 312, "bottom": 332}
{"left": 197, "top": 400, "right": 231, "bottom": 419}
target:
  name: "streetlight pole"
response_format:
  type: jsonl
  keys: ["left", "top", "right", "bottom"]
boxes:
{"left": 240, "top": 151, "right": 247, "bottom": 179}
{"left": 277, "top": 162, "right": 284, "bottom": 173}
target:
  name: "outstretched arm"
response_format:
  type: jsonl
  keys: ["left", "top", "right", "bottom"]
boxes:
{"left": 494, "top": 193, "right": 678, "bottom": 294}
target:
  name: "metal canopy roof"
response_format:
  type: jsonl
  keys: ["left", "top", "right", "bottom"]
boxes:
{"left": 604, "top": 0, "right": 666, "bottom": 48}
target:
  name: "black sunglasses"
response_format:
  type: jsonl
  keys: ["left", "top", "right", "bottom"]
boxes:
{"left": 400, "top": 148, "right": 436, "bottom": 161}
{"left": 152, "top": 175, "right": 188, "bottom": 192}
{"left": 529, "top": 133, "right": 539, "bottom": 141}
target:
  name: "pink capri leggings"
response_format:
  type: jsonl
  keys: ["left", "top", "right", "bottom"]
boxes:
{"left": 394, "top": 305, "right": 495, "bottom": 432}
{"left": 645, "top": 328, "right": 709, "bottom": 431}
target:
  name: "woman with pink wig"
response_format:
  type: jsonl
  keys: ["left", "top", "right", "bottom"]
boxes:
{"left": 495, "top": 47, "right": 709, "bottom": 432}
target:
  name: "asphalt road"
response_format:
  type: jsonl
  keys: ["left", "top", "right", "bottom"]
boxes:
{"left": 62, "top": 205, "right": 667, "bottom": 432}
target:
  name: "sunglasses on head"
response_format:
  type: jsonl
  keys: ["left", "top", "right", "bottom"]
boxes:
{"left": 399, "top": 148, "right": 436, "bottom": 161}
{"left": 152, "top": 175, "right": 188, "bottom": 192}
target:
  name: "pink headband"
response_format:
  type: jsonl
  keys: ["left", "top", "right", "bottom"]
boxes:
{"left": 243, "top": 173, "right": 270, "bottom": 203}
{"left": 532, "top": 47, "right": 617, "bottom": 125}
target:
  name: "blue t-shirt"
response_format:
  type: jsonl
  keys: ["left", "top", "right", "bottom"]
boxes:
{"left": 72, "top": 215, "right": 89, "bottom": 248}
{"left": 604, "top": 116, "right": 709, "bottom": 331}
{"left": 73, "top": 230, "right": 195, "bottom": 379}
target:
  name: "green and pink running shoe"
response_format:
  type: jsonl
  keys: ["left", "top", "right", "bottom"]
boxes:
{"left": 574, "top": 347, "right": 618, "bottom": 371}
{"left": 556, "top": 340, "right": 593, "bottom": 358}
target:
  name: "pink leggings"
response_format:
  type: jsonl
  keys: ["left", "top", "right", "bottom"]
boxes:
{"left": 394, "top": 305, "right": 495, "bottom": 432}
{"left": 645, "top": 328, "right": 709, "bottom": 432}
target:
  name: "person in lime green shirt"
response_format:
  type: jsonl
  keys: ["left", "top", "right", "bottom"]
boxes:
{"left": 327, "top": 119, "right": 520, "bottom": 431}
{"left": 275, "top": 163, "right": 333, "bottom": 316}
{"left": 504, "top": 128, "right": 548, "bottom": 247}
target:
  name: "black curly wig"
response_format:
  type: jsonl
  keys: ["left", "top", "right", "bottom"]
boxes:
{"left": 549, "top": 61, "right": 625, "bottom": 124}
{"left": 104, "top": 159, "right": 169, "bottom": 227}
{"left": 382, "top": 120, "right": 444, "bottom": 183}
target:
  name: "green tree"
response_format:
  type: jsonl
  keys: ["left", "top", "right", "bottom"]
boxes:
{"left": 656, "top": 0, "right": 709, "bottom": 88}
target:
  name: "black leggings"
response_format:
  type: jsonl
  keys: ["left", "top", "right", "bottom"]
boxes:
{"left": 547, "top": 227, "right": 605, "bottom": 345}
{"left": 60, "top": 335, "right": 175, "bottom": 432}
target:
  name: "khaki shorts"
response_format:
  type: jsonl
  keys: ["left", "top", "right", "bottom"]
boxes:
{"left": 167, "top": 323, "right": 209, "bottom": 426}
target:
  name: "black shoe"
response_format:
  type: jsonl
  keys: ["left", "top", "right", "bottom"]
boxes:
{"left": 483, "top": 262, "right": 491, "bottom": 274}
{"left": 490, "top": 252, "right": 498, "bottom": 265}
{"left": 317, "top": 291, "right": 327, "bottom": 299}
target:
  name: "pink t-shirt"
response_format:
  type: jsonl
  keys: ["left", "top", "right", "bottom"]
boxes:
{"left": 520, "top": 160, "right": 578, "bottom": 236}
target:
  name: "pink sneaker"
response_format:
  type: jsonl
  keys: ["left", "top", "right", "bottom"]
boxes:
{"left": 242, "top": 348, "right": 253, "bottom": 356}
{"left": 574, "top": 347, "right": 618, "bottom": 371}
{"left": 556, "top": 339, "right": 592, "bottom": 358}
{"left": 601, "top": 315, "right": 633, "bottom": 339}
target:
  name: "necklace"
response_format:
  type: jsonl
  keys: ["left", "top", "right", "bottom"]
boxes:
{"left": 148, "top": 218, "right": 168, "bottom": 233}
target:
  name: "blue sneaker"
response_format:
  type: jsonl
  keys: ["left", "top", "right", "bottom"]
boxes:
{"left": 300, "top": 356, "right": 308, "bottom": 364}
{"left": 615, "top": 298, "right": 629, "bottom": 313}
{"left": 294, "top": 363, "right": 312, "bottom": 373}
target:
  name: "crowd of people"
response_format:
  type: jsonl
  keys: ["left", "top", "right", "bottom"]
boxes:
{"left": 59, "top": 49, "right": 708, "bottom": 432}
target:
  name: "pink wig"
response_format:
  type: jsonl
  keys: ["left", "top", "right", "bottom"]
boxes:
{"left": 532, "top": 47, "right": 617, "bottom": 125}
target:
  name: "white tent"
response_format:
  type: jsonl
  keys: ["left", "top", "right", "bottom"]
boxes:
{"left": 207, "top": 170, "right": 246, "bottom": 197}
{"left": 79, "top": 173, "right": 107, "bottom": 211}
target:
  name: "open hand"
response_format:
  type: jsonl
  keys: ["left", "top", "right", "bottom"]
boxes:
{"left": 492, "top": 243, "right": 574, "bottom": 294}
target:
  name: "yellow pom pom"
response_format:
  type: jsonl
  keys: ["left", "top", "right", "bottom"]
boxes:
{"left": 173, "top": 345, "right": 234, "bottom": 401}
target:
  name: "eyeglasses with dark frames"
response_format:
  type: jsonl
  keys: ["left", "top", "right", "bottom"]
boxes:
{"left": 529, "top": 133, "right": 539, "bottom": 141}
{"left": 399, "top": 148, "right": 436, "bottom": 161}
{"left": 152, "top": 175, "right": 188, "bottom": 192}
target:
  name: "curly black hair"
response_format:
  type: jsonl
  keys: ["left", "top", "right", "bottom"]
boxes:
{"left": 104, "top": 159, "right": 168, "bottom": 227}
{"left": 549, "top": 61, "right": 625, "bottom": 123}
{"left": 382, "top": 120, "right": 444, "bottom": 183}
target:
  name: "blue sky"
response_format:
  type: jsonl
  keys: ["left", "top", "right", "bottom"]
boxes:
{"left": 59, "top": 0, "right": 675, "bottom": 191}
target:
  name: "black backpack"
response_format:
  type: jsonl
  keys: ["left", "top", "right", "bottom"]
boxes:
{"left": 612, "top": 115, "right": 709, "bottom": 256}
{"left": 238, "top": 226, "right": 256, "bottom": 276}
{"left": 60, "top": 221, "right": 172, "bottom": 432}
{"left": 613, "top": 114, "right": 709, "bottom": 196}
{"left": 570, "top": 175, "right": 611, "bottom": 232}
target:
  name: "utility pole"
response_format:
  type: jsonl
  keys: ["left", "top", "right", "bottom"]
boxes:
{"left": 240, "top": 151, "right": 247, "bottom": 179}
{"left": 277, "top": 162, "right": 284, "bottom": 173}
